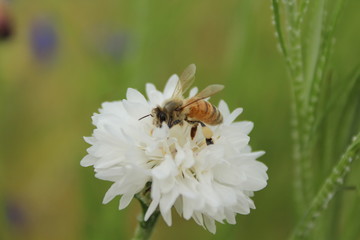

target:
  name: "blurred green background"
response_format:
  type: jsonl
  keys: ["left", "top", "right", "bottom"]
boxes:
{"left": 0, "top": 0, "right": 359, "bottom": 239}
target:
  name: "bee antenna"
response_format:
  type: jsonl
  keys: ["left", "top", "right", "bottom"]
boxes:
{"left": 138, "top": 114, "right": 153, "bottom": 121}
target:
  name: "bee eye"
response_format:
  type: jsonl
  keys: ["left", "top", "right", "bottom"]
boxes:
{"left": 158, "top": 112, "right": 167, "bottom": 123}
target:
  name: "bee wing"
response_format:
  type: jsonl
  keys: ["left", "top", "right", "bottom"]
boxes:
{"left": 193, "top": 84, "right": 224, "bottom": 99}
{"left": 172, "top": 64, "right": 196, "bottom": 98}
{"left": 180, "top": 84, "right": 224, "bottom": 110}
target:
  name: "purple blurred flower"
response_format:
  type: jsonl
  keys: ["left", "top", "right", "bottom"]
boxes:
{"left": 100, "top": 31, "right": 128, "bottom": 61}
{"left": 5, "top": 199, "right": 27, "bottom": 228}
{"left": 30, "top": 17, "right": 58, "bottom": 62}
{"left": 89, "top": 26, "right": 130, "bottom": 62}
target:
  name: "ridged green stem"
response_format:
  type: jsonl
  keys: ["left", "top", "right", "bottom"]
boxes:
{"left": 289, "top": 132, "right": 360, "bottom": 240}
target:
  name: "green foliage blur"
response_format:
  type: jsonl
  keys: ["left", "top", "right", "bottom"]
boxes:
{"left": 0, "top": 0, "right": 359, "bottom": 240}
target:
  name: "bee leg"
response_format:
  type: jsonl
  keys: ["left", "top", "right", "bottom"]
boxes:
{"left": 206, "top": 138, "right": 214, "bottom": 145}
{"left": 185, "top": 120, "right": 214, "bottom": 145}
{"left": 186, "top": 119, "right": 199, "bottom": 139}
{"left": 168, "top": 118, "right": 181, "bottom": 128}
{"left": 186, "top": 119, "right": 205, "bottom": 127}
{"left": 201, "top": 125, "right": 214, "bottom": 145}
{"left": 172, "top": 119, "right": 182, "bottom": 126}
{"left": 190, "top": 124, "right": 198, "bottom": 140}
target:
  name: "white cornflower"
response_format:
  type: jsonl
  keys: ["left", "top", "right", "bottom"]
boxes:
{"left": 81, "top": 73, "right": 268, "bottom": 233}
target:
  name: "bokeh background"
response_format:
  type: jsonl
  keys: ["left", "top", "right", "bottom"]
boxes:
{"left": 0, "top": 0, "right": 359, "bottom": 239}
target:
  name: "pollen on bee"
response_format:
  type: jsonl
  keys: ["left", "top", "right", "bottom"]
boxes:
{"left": 202, "top": 126, "right": 213, "bottom": 139}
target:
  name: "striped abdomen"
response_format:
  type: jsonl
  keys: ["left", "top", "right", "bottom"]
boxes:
{"left": 186, "top": 99, "right": 223, "bottom": 125}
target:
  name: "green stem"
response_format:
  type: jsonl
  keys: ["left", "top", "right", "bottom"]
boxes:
{"left": 289, "top": 132, "right": 360, "bottom": 240}
{"left": 132, "top": 184, "right": 160, "bottom": 240}
{"left": 131, "top": 201, "right": 160, "bottom": 240}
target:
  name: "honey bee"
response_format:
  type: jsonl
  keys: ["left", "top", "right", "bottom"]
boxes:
{"left": 139, "top": 64, "right": 224, "bottom": 144}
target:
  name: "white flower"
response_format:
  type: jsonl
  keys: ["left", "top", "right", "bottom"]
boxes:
{"left": 81, "top": 73, "right": 268, "bottom": 233}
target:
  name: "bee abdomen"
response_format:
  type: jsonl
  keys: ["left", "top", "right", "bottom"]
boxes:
{"left": 205, "top": 102, "right": 223, "bottom": 125}
{"left": 188, "top": 100, "right": 223, "bottom": 125}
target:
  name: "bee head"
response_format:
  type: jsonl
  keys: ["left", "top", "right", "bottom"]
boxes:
{"left": 138, "top": 107, "right": 168, "bottom": 127}
{"left": 151, "top": 107, "right": 169, "bottom": 128}
{"left": 139, "top": 101, "right": 184, "bottom": 128}
{"left": 157, "top": 111, "right": 167, "bottom": 123}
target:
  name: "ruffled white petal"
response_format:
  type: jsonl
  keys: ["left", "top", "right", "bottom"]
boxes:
{"left": 126, "top": 88, "right": 147, "bottom": 104}
{"left": 218, "top": 100, "right": 230, "bottom": 117}
{"left": 145, "top": 199, "right": 159, "bottom": 221}
{"left": 119, "top": 193, "right": 134, "bottom": 210}
{"left": 189, "top": 87, "right": 198, "bottom": 97}
{"left": 163, "top": 74, "right": 179, "bottom": 99}
{"left": 80, "top": 154, "right": 97, "bottom": 167}
{"left": 224, "top": 108, "right": 243, "bottom": 125}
